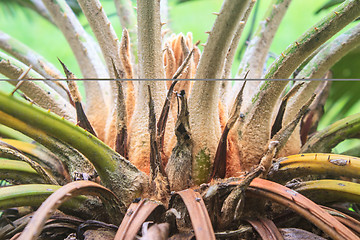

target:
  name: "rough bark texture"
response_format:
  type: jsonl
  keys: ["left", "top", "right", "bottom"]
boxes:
{"left": 279, "top": 81, "right": 320, "bottom": 157}
{"left": 128, "top": 81, "right": 173, "bottom": 174}
{"left": 137, "top": 0, "right": 165, "bottom": 79}
{"left": 0, "top": 53, "right": 75, "bottom": 121}
{"left": 189, "top": 81, "right": 221, "bottom": 184}
{"left": 232, "top": 81, "right": 288, "bottom": 174}
{"left": 166, "top": 92, "right": 193, "bottom": 191}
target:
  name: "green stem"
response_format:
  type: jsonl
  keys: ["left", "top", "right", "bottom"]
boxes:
{"left": 0, "top": 159, "right": 45, "bottom": 184}
{"left": 265, "top": 0, "right": 360, "bottom": 79}
{"left": 0, "top": 184, "right": 103, "bottom": 220}
{"left": 0, "top": 109, "right": 95, "bottom": 180}
{"left": 0, "top": 124, "right": 34, "bottom": 143}
{"left": 0, "top": 91, "right": 147, "bottom": 206}
{"left": 19, "top": 181, "right": 123, "bottom": 239}
{"left": 0, "top": 145, "right": 58, "bottom": 185}
{"left": 1, "top": 138, "right": 71, "bottom": 184}
{"left": 296, "top": 23, "right": 360, "bottom": 79}
{"left": 301, "top": 112, "right": 360, "bottom": 153}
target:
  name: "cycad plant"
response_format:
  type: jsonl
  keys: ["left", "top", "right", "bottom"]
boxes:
{"left": 1, "top": 0, "right": 360, "bottom": 239}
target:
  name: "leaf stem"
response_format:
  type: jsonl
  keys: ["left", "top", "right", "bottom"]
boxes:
{"left": 42, "top": 0, "right": 109, "bottom": 78}
{"left": 265, "top": 0, "right": 360, "bottom": 79}
{"left": 77, "top": 0, "right": 124, "bottom": 78}
{"left": 196, "top": 0, "right": 251, "bottom": 79}
{"left": 297, "top": 23, "right": 360, "bottom": 79}
{"left": 0, "top": 91, "right": 147, "bottom": 206}
{"left": 237, "top": 0, "right": 292, "bottom": 79}
{"left": 136, "top": 0, "right": 165, "bottom": 78}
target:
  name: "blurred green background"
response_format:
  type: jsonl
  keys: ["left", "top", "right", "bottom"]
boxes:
{"left": 0, "top": 0, "right": 359, "bottom": 154}
{"left": 1, "top": 0, "right": 358, "bottom": 77}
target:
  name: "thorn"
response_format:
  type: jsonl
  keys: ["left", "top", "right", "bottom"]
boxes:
{"left": 99, "top": 6, "right": 103, "bottom": 11}
{"left": 212, "top": 12, "right": 220, "bottom": 16}
{"left": 239, "top": 21, "right": 245, "bottom": 25}
{"left": 205, "top": 31, "right": 211, "bottom": 34}
{"left": 114, "top": 38, "right": 119, "bottom": 41}
{"left": 161, "top": 22, "right": 166, "bottom": 26}
{"left": 244, "top": 70, "right": 250, "bottom": 79}
{"left": 281, "top": 52, "right": 285, "bottom": 58}
{"left": 195, "top": 40, "right": 200, "bottom": 46}
{"left": 252, "top": 0, "right": 256, "bottom": 2}
{"left": 107, "top": 22, "right": 111, "bottom": 27}
{"left": 11, "top": 65, "right": 33, "bottom": 95}
{"left": 62, "top": 116, "right": 65, "bottom": 120}
{"left": 47, "top": 109, "right": 51, "bottom": 113}
{"left": 30, "top": 102, "right": 33, "bottom": 105}
{"left": 75, "top": 33, "right": 79, "bottom": 38}
{"left": 133, "top": 7, "right": 137, "bottom": 10}
{"left": 334, "top": 11, "right": 339, "bottom": 15}
{"left": 314, "top": 27, "right": 319, "bottom": 31}
{"left": 18, "top": 65, "right": 33, "bottom": 80}
{"left": 63, "top": 12, "right": 67, "bottom": 18}
{"left": 201, "top": 43, "right": 206, "bottom": 47}
{"left": 266, "top": 17, "right": 270, "bottom": 22}
{"left": 296, "top": 41, "right": 300, "bottom": 47}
